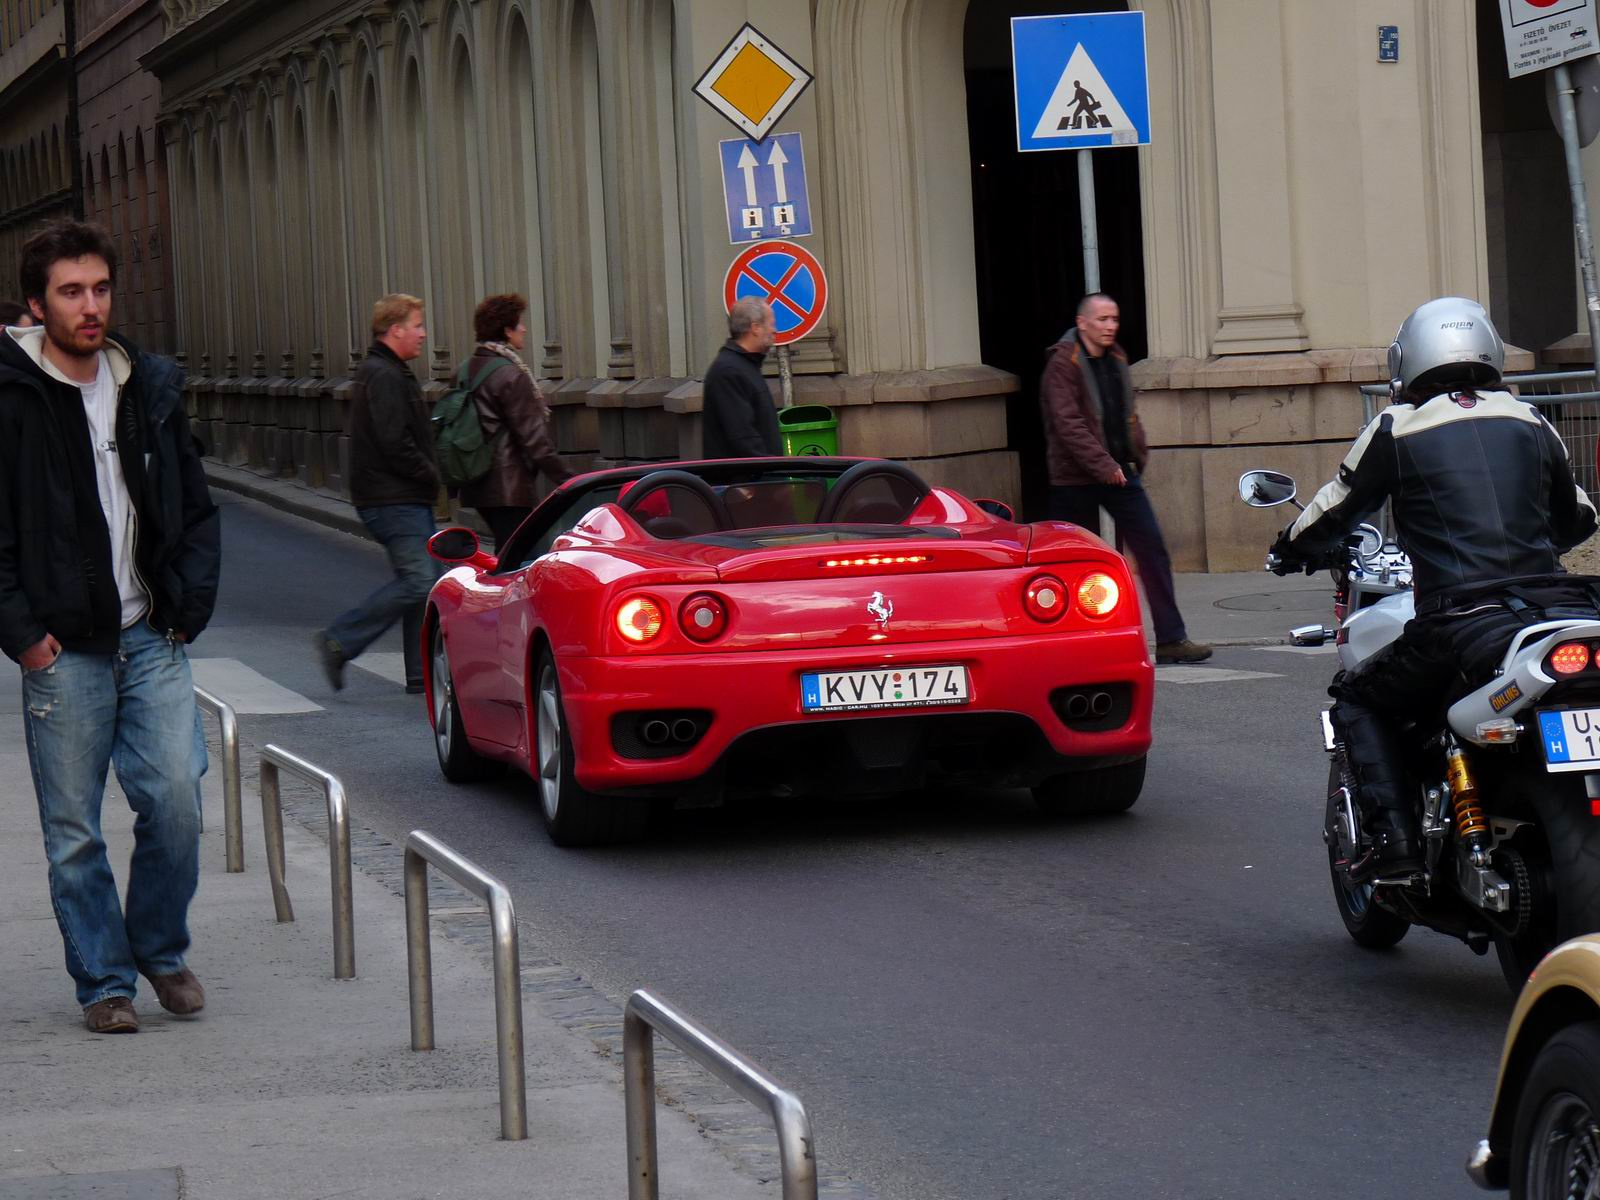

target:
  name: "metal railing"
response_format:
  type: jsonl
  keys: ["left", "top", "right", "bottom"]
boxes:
{"left": 193, "top": 686, "right": 243, "bottom": 873}
{"left": 403, "top": 830, "right": 526, "bottom": 1141}
{"left": 259, "top": 744, "right": 355, "bottom": 980}
{"left": 624, "top": 989, "right": 816, "bottom": 1200}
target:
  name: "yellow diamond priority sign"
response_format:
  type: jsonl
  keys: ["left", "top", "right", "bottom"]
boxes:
{"left": 693, "top": 23, "right": 814, "bottom": 141}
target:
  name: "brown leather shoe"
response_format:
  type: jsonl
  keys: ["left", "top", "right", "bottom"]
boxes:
{"left": 84, "top": 995, "right": 139, "bottom": 1033}
{"left": 143, "top": 967, "right": 205, "bottom": 1015}
{"left": 1155, "top": 639, "right": 1215, "bottom": 664}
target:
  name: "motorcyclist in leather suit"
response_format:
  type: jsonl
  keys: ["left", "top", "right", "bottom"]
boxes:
{"left": 1271, "top": 297, "right": 1599, "bottom": 879}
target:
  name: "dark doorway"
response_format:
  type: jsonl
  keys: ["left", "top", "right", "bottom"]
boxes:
{"left": 1475, "top": 0, "right": 1579, "bottom": 359}
{"left": 965, "top": 0, "right": 1147, "bottom": 520}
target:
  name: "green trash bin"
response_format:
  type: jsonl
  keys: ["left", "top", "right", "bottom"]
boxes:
{"left": 777, "top": 404, "right": 838, "bottom": 457}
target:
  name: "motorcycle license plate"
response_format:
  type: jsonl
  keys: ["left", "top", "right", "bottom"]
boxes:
{"left": 801, "top": 665, "right": 969, "bottom": 713}
{"left": 1537, "top": 708, "right": 1600, "bottom": 773}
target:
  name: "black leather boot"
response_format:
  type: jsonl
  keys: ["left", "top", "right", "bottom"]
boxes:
{"left": 1333, "top": 701, "right": 1425, "bottom": 880}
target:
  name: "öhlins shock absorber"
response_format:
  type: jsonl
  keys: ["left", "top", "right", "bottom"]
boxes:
{"left": 1446, "top": 738, "right": 1490, "bottom": 865}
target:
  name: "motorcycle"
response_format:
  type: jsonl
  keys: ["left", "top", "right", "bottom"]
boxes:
{"left": 1240, "top": 468, "right": 1600, "bottom": 989}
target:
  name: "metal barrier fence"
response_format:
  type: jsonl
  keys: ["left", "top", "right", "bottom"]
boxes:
{"left": 193, "top": 686, "right": 243, "bottom": 873}
{"left": 403, "top": 830, "right": 526, "bottom": 1141}
{"left": 1360, "top": 370, "right": 1600, "bottom": 508}
{"left": 624, "top": 989, "right": 816, "bottom": 1200}
{"left": 259, "top": 743, "right": 356, "bottom": 980}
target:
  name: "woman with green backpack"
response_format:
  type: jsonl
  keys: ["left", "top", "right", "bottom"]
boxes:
{"left": 456, "top": 293, "right": 573, "bottom": 550}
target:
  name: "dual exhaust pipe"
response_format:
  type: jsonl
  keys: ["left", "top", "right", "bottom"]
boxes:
{"left": 641, "top": 717, "right": 701, "bottom": 746}
{"left": 1062, "top": 691, "right": 1115, "bottom": 721}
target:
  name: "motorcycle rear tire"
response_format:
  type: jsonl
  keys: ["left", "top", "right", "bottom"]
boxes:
{"left": 1495, "top": 770, "right": 1600, "bottom": 983}
{"left": 1326, "top": 758, "right": 1410, "bottom": 949}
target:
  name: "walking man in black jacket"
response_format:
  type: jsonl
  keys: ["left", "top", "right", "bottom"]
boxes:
{"left": 702, "top": 297, "right": 781, "bottom": 458}
{"left": 0, "top": 221, "right": 220, "bottom": 1033}
{"left": 316, "top": 295, "right": 441, "bottom": 693}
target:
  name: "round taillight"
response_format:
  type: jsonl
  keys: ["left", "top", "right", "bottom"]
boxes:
{"left": 1076, "top": 572, "right": 1121, "bottom": 619}
{"left": 616, "top": 595, "right": 665, "bottom": 643}
{"left": 1551, "top": 641, "right": 1591, "bottom": 675}
{"left": 1024, "top": 574, "right": 1067, "bottom": 622}
{"left": 680, "top": 593, "right": 728, "bottom": 642}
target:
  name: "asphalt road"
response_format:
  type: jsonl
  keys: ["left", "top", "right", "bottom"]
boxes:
{"left": 205, "top": 489, "right": 1511, "bottom": 1200}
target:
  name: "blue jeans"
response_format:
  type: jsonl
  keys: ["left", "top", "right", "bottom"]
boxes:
{"left": 326, "top": 503, "right": 441, "bottom": 681}
{"left": 22, "top": 622, "right": 207, "bottom": 1009}
{"left": 1047, "top": 478, "right": 1188, "bottom": 645}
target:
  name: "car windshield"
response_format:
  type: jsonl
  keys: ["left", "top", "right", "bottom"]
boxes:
{"left": 493, "top": 460, "right": 942, "bottom": 568}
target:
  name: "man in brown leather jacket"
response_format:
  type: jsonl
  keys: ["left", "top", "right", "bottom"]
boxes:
{"left": 1040, "top": 293, "right": 1211, "bottom": 664}
{"left": 460, "top": 293, "right": 573, "bottom": 549}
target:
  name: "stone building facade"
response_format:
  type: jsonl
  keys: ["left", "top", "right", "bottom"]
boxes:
{"left": 131, "top": 0, "right": 1600, "bottom": 568}
{"left": 0, "top": 0, "right": 72, "bottom": 290}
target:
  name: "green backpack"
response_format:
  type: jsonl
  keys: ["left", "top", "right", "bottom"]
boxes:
{"left": 432, "top": 356, "right": 510, "bottom": 488}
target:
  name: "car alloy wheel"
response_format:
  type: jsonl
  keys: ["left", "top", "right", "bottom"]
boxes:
{"left": 536, "top": 658, "right": 563, "bottom": 823}
{"left": 1524, "top": 1093, "right": 1600, "bottom": 1198}
{"left": 431, "top": 626, "right": 454, "bottom": 760}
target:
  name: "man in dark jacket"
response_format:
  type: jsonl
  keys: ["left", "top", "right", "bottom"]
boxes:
{"left": 0, "top": 220, "right": 219, "bottom": 1033}
{"left": 1040, "top": 292, "right": 1211, "bottom": 664}
{"left": 702, "top": 298, "right": 780, "bottom": 458}
{"left": 317, "top": 294, "right": 440, "bottom": 693}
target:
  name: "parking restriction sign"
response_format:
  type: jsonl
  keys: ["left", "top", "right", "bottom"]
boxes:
{"left": 722, "top": 240, "right": 828, "bottom": 347}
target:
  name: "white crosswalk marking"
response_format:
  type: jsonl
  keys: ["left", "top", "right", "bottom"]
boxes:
{"left": 190, "top": 658, "right": 323, "bottom": 713}
{"left": 1256, "top": 644, "right": 1338, "bottom": 656}
{"left": 1156, "top": 666, "right": 1282, "bottom": 685}
{"left": 352, "top": 651, "right": 408, "bottom": 686}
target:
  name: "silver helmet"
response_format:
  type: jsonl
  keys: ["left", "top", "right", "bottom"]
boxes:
{"left": 1387, "top": 297, "right": 1504, "bottom": 399}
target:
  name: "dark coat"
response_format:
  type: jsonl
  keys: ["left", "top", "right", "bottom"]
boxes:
{"left": 458, "top": 348, "right": 574, "bottom": 509}
{"left": 702, "top": 340, "right": 780, "bottom": 458}
{"left": 0, "top": 328, "right": 220, "bottom": 658}
{"left": 1039, "top": 330, "right": 1149, "bottom": 486}
{"left": 348, "top": 341, "right": 440, "bottom": 507}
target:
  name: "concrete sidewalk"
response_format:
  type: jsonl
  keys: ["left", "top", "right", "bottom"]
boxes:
{"left": 202, "top": 460, "right": 1333, "bottom": 650}
{"left": 0, "top": 669, "right": 775, "bottom": 1200}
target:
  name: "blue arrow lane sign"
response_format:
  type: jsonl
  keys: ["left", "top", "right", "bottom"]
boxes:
{"left": 1012, "top": 11, "right": 1151, "bottom": 152}
{"left": 719, "top": 131, "right": 813, "bottom": 245}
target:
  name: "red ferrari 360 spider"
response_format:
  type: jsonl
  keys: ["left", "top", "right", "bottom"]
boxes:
{"left": 422, "top": 457, "right": 1153, "bottom": 845}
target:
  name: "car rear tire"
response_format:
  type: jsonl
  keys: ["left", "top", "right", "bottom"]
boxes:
{"left": 1032, "top": 756, "right": 1146, "bottom": 817}
{"left": 1325, "top": 757, "right": 1409, "bottom": 950}
{"left": 1509, "top": 1021, "right": 1600, "bottom": 1200}
{"left": 533, "top": 650, "right": 649, "bottom": 847}
{"left": 430, "top": 623, "right": 500, "bottom": 783}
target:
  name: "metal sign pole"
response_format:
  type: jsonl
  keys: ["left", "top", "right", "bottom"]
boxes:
{"left": 1078, "top": 149, "right": 1101, "bottom": 294}
{"left": 1555, "top": 62, "right": 1600, "bottom": 374}
{"left": 777, "top": 344, "right": 795, "bottom": 406}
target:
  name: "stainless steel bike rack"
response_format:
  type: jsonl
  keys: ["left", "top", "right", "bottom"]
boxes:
{"left": 259, "top": 743, "right": 355, "bottom": 980}
{"left": 192, "top": 686, "right": 243, "bottom": 873}
{"left": 624, "top": 989, "right": 816, "bottom": 1200}
{"left": 403, "top": 830, "right": 526, "bottom": 1141}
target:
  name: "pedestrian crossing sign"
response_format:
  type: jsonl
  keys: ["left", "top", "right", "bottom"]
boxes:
{"left": 1011, "top": 11, "right": 1151, "bottom": 152}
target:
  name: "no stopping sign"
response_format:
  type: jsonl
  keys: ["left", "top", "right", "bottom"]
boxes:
{"left": 723, "top": 240, "right": 829, "bottom": 347}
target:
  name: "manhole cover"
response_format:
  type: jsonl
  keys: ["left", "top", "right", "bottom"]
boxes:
{"left": 1213, "top": 590, "right": 1328, "bottom": 613}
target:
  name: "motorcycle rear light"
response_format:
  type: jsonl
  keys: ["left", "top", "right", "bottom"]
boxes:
{"left": 616, "top": 595, "right": 665, "bottom": 643}
{"left": 1023, "top": 574, "right": 1067, "bottom": 622}
{"left": 1550, "top": 642, "right": 1591, "bottom": 675}
{"left": 1076, "top": 572, "right": 1121, "bottom": 619}
{"left": 679, "top": 593, "right": 727, "bottom": 642}
{"left": 821, "top": 555, "right": 929, "bottom": 568}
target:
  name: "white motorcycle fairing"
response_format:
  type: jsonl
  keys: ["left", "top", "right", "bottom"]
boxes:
{"left": 1338, "top": 591, "right": 1415, "bottom": 672}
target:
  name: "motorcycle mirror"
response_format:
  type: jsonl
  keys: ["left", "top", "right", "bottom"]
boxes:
{"left": 1238, "top": 470, "right": 1298, "bottom": 508}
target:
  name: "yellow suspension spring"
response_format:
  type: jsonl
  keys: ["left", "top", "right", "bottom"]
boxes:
{"left": 1447, "top": 744, "right": 1490, "bottom": 847}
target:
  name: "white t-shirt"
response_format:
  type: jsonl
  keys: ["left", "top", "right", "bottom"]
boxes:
{"left": 40, "top": 351, "right": 148, "bottom": 628}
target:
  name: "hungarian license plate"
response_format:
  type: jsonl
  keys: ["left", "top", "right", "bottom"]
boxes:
{"left": 1538, "top": 708, "right": 1600, "bottom": 773}
{"left": 801, "top": 665, "right": 970, "bottom": 713}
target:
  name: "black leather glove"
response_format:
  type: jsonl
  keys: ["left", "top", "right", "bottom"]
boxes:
{"left": 1266, "top": 529, "right": 1302, "bottom": 576}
